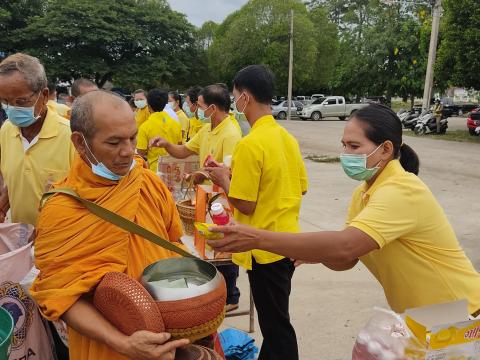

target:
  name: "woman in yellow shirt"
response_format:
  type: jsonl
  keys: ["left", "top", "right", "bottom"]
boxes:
{"left": 183, "top": 86, "right": 205, "bottom": 141}
{"left": 208, "top": 104, "right": 480, "bottom": 315}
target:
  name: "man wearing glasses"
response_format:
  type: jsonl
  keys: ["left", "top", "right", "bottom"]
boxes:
{"left": 0, "top": 53, "right": 75, "bottom": 225}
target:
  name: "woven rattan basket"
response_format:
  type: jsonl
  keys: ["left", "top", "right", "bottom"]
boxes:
{"left": 176, "top": 199, "right": 196, "bottom": 236}
{"left": 94, "top": 259, "right": 227, "bottom": 342}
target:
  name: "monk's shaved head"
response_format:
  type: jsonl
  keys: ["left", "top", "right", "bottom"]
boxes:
{"left": 70, "top": 90, "right": 127, "bottom": 140}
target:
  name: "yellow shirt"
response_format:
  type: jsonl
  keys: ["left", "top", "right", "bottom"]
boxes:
{"left": 185, "top": 116, "right": 241, "bottom": 167}
{"left": 186, "top": 117, "right": 204, "bottom": 142}
{"left": 47, "top": 100, "right": 71, "bottom": 119}
{"left": 137, "top": 111, "right": 182, "bottom": 172}
{"left": 135, "top": 106, "right": 151, "bottom": 128}
{"left": 346, "top": 160, "right": 480, "bottom": 314}
{"left": 0, "top": 109, "right": 76, "bottom": 225}
{"left": 176, "top": 110, "right": 190, "bottom": 142}
{"left": 229, "top": 115, "right": 308, "bottom": 270}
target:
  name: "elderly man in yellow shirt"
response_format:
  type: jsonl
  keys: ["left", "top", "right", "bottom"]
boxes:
{"left": 0, "top": 53, "right": 75, "bottom": 226}
{"left": 136, "top": 89, "right": 182, "bottom": 172}
{"left": 205, "top": 66, "right": 308, "bottom": 360}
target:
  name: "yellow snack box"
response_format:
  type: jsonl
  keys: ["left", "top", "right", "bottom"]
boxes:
{"left": 194, "top": 222, "right": 223, "bottom": 240}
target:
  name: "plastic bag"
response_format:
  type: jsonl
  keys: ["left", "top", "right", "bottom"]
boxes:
{"left": 352, "top": 307, "right": 425, "bottom": 360}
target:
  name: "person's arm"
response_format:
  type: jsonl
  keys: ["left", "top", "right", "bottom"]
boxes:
{"left": 150, "top": 137, "right": 196, "bottom": 159}
{"left": 204, "top": 167, "right": 256, "bottom": 215}
{"left": 208, "top": 224, "right": 378, "bottom": 265}
{"left": 0, "top": 185, "right": 9, "bottom": 223}
{"left": 62, "top": 298, "right": 189, "bottom": 360}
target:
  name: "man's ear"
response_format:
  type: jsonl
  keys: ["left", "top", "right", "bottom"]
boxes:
{"left": 41, "top": 87, "right": 49, "bottom": 106}
{"left": 71, "top": 132, "right": 87, "bottom": 157}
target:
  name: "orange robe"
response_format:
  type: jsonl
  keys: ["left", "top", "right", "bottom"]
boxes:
{"left": 30, "top": 154, "right": 184, "bottom": 360}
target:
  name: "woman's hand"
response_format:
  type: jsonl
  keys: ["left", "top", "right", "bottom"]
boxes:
{"left": 207, "top": 223, "right": 261, "bottom": 253}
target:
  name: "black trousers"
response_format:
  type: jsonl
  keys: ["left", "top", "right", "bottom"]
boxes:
{"left": 218, "top": 264, "right": 240, "bottom": 305}
{"left": 248, "top": 258, "right": 298, "bottom": 360}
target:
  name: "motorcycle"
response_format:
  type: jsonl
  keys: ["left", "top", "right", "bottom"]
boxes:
{"left": 401, "top": 109, "right": 422, "bottom": 130}
{"left": 414, "top": 111, "right": 448, "bottom": 135}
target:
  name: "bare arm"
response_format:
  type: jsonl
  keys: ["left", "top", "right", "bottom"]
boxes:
{"left": 208, "top": 225, "right": 378, "bottom": 265}
{"left": 62, "top": 298, "right": 189, "bottom": 360}
{"left": 0, "top": 186, "right": 9, "bottom": 222}
{"left": 149, "top": 137, "right": 195, "bottom": 159}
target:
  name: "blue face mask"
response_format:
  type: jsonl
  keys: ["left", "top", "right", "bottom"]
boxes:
{"left": 233, "top": 93, "right": 247, "bottom": 117}
{"left": 340, "top": 144, "right": 383, "bottom": 181}
{"left": 5, "top": 93, "right": 42, "bottom": 128}
{"left": 182, "top": 102, "right": 194, "bottom": 118}
{"left": 197, "top": 105, "right": 213, "bottom": 123}
{"left": 81, "top": 134, "right": 134, "bottom": 181}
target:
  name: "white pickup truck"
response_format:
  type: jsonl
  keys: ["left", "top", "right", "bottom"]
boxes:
{"left": 298, "top": 96, "right": 368, "bottom": 121}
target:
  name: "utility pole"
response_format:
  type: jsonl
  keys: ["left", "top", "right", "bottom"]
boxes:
{"left": 422, "top": 0, "right": 442, "bottom": 110}
{"left": 287, "top": 8, "right": 294, "bottom": 121}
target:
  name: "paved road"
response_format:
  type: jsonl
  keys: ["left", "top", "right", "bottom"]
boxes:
{"left": 222, "top": 118, "right": 480, "bottom": 359}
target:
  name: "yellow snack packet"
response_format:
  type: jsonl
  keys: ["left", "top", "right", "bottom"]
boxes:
{"left": 194, "top": 222, "right": 223, "bottom": 240}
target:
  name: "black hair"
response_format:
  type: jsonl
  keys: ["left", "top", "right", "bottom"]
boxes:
{"left": 169, "top": 91, "right": 183, "bottom": 108}
{"left": 233, "top": 65, "right": 275, "bottom": 105}
{"left": 199, "top": 83, "right": 231, "bottom": 112}
{"left": 47, "top": 81, "right": 56, "bottom": 93}
{"left": 352, "top": 104, "right": 420, "bottom": 175}
{"left": 147, "top": 88, "right": 168, "bottom": 112}
{"left": 186, "top": 86, "right": 202, "bottom": 104}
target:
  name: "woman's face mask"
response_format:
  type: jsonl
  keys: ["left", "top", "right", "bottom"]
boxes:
{"left": 340, "top": 143, "right": 384, "bottom": 181}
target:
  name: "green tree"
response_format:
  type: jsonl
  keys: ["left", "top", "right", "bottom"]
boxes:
{"left": 207, "top": 0, "right": 338, "bottom": 95}
{"left": 13, "top": 0, "right": 197, "bottom": 90}
{"left": 436, "top": 0, "right": 480, "bottom": 90}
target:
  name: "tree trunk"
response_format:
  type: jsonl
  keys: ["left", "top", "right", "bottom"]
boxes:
{"left": 410, "top": 93, "right": 415, "bottom": 109}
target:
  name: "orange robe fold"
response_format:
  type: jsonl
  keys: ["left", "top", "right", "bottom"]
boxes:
{"left": 30, "top": 154, "right": 184, "bottom": 360}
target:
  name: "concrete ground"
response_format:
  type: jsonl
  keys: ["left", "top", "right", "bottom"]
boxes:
{"left": 221, "top": 116, "right": 480, "bottom": 359}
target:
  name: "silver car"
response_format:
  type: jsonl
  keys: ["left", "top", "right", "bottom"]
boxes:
{"left": 271, "top": 100, "right": 304, "bottom": 120}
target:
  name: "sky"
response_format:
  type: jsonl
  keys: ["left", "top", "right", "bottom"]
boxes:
{"left": 167, "top": 0, "right": 249, "bottom": 27}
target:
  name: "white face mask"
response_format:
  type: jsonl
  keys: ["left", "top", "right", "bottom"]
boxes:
{"left": 134, "top": 99, "right": 147, "bottom": 109}
{"left": 168, "top": 101, "right": 176, "bottom": 109}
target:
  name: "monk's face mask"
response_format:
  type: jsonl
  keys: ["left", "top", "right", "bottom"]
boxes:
{"left": 80, "top": 133, "right": 134, "bottom": 181}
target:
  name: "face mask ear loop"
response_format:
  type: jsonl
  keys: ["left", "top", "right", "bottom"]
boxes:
{"left": 80, "top": 133, "right": 100, "bottom": 166}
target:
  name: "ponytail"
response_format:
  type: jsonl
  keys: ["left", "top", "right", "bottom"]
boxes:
{"left": 399, "top": 143, "right": 420, "bottom": 175}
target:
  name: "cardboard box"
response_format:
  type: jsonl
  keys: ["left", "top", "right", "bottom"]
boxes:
{"left": 157, "top": 155, "right": 199, "bottom": 193}
{"left": 405, "top": 300, "right": 480, "bottom": 359}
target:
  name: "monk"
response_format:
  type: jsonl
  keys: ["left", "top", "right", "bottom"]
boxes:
{"left": 30, "top": 90, "right": 189, "bottom": 360}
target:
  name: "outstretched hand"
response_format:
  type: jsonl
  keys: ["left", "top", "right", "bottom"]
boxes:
{"left": 207, "top": 223, "right": 261, "bottom": 253}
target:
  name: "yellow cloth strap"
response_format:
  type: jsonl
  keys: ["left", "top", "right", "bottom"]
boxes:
{"left": 41, "top": 188, "right": 195, "bottom": 259}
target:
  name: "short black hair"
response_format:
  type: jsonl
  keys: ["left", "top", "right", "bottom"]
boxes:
{"left": 199, "top": 83, "right": 231, "bottom": 112}
{"left": 47, "top": 81, "right": 56, "bottom": 93}
{"left": 186, "top": 86, "right": 203, "bottom": 104}
{"left": 147, "top": 88, "right": 168, "bottom": 112}
{"left": 233, "top": 65, "right": 275, "bottom": 105}
{"left": 169, "top": 91, "right": 183, "bottom": 108}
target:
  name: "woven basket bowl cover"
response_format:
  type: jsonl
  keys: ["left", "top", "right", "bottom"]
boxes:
{"left": 156, "top": 277, "right": 227, "bottom": 341}
{"left": 93, "top": 272, "right": 165, "bottom": 335}
{"left": 175, "top": 345, "right": 223, "bottom": 360}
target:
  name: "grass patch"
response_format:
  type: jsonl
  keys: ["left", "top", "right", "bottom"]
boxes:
{"left": 404, "top": 130, "right": 480, "bottom": 143}
{"left": 305, "top": 155, "right": 341, "bottom": 163}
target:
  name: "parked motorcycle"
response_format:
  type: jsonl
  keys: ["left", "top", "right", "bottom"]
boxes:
{"left": 401, "top": 109, "right": 422, "bottom": 130}
{"left": 414, "top": 111, "right": 448, "bottom": 135}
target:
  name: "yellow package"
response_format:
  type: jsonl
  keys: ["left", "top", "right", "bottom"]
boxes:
{"left": 194, "top": 222, "right": 223, "bottom": 240}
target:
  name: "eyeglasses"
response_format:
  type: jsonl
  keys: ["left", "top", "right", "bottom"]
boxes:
{"left": 0, "top": 91, "right": 40, "bottom": 108}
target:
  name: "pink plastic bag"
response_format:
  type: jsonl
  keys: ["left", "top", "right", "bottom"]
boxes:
{"left": 0, "top": 223, "right": 55, "bottom": 360}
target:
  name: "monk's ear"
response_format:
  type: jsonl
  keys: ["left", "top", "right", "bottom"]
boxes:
{"left": 71, "top": 132, "right": 87, "bottom": 157}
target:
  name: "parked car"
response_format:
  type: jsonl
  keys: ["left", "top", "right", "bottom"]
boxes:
{"left": 467, "top": 107, "right": 480, "bottom": 136}
{"left": 311, "top": 94, "right": 325, "bottom": 100}
{"left": 298, "top": 96, "right": 368, "bottom": 121}
{"left": 271, "top": 100, "right": 304, "bottom": 120}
